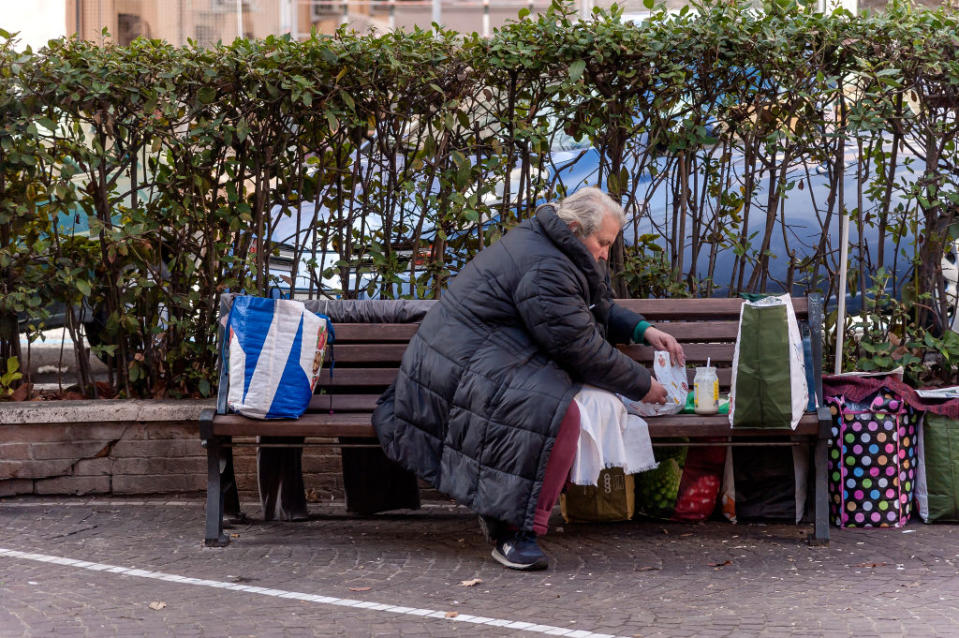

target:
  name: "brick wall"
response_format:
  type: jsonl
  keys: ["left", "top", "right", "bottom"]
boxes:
{"left": 0, "top": 401, "right": 445, "bottom": 507}
{"left": 0, "top": 408, "right": 346, "bottom": 502}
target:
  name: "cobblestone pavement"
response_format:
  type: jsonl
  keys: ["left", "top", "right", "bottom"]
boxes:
{"left": 2, "top": 496, "right": 959, "bottom": 637}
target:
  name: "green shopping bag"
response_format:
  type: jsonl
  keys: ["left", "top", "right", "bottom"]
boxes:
{"left": 729, "top": 294, "right": 808, "bottom": 429}
{"left": 916, "top": 414, "right": 959, "bottom": 523}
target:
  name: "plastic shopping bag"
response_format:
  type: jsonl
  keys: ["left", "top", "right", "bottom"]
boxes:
{"left": 634, "top": 443, "right": 726, "bottom": 521}
{"left": 227, "top": 296, "right": 331, "bottom": 419}
{"left": 561, "top": 468, "right": 636, "bottom": 523}
{"left": 915, "top": 415, "right": 959, "bottom": 523}
{"left": 729, "top": 294, "right": 808, "bottom": 429}
{"left": 620, "top": 350, "right": 687, "bottom": 417}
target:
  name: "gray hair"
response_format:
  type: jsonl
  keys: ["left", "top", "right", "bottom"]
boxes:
{"left": 555, "top": 187, "right": 626, "bottom": 238}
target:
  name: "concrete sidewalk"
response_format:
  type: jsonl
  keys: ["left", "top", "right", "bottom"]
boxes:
{"left": 2, "top": 496, "right": 959, "bottom": 637}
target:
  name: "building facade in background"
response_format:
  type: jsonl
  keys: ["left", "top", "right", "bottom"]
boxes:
{"left": 62, "top": 0, "right": 700, "bottom": 45}
{"left": 22, "top": 0, "right": 954, "bottom": 49}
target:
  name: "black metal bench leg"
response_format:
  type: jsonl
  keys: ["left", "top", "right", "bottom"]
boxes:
{"left": 809, "top": 434, "right": 830, "bottom": 546}
{"left": 205, "top": 435, "right": 230, "bottom": 547}
{"left": 220, "top": 437, "right": 244, "bottom": 524}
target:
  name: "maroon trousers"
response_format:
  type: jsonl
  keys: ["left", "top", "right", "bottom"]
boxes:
{"left": 532, "top": 400, "right": 581, "bottom": 536}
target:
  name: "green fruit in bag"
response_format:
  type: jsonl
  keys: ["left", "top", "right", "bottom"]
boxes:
{"left": 635, "top": 457, "right": 683, "bottom": 517}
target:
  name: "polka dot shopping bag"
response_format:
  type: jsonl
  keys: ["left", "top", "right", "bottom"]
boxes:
{"left": 825, "top": 391, "right": 918, "bottom": 528}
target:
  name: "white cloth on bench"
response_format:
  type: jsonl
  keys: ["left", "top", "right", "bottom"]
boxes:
{"left": 570, "top": 386, "right": 658, "bottom": 486}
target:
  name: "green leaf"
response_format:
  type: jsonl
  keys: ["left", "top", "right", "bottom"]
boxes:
{"left": 236, "top": 118, "right": 250, "bottom": 142}
{"left": 198, "top": 86, "right": 216, "bottom": 105}
{"left": 76, "top": 280, "right": 92, "bottom": 297}
{"left": 643, "top": 0, "right": 654, "bottom": 9}
{"left": 568, "top": 60, "right": 586, "bottom": 83}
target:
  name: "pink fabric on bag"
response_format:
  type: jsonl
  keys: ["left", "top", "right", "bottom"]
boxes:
{"left": 533, "top": 400, "right": 581, "bottom": 535}
{"left": 824, "top": 374, "right": 959, "bottom": 419}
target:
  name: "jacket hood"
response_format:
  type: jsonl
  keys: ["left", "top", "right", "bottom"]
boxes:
{"left": 534, "top": 203, "right": 612, "bottom": 321}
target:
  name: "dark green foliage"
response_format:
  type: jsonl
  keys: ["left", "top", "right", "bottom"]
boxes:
{"left": 2, "top": 1, "right": 959, "bottom": 396}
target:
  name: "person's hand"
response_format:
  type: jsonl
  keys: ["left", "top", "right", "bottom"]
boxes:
{"left": 644, "top": 326, "right": 686, "bottom": 366}
{"left": 642, "top": 378, "right": 668, "bottom": 404}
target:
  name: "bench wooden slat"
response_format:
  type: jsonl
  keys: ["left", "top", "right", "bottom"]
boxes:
{"left": 326, "top": 342, "right": 741, "bottom": 365}
{"left": 316, "top": 367, "right": 736, "bottom": 390}
{"left": 212, "top": 412, "right": 376, "bottom": 437}
{"left": 658, "top": 321, "right": 741, "bottom": 341}
{"left": 619, "top": 343, "right": 735, "bottom": 364}
{"left": 648, "top": 414, "right": 819, "bottom": 437}
{"left": 317, "top": 368, "right": 398, "bottom": 386}
{"left": 617, "top": 297, "right": 809, "bottom": 320}
{"left": 331, "top": 321, "right": 743, "bottom": 344}
{"left": 323, "top": 337, "right": 741, "bottom": 366}
{"left": 327, "top": 317, "right": 768, "bottom": 348}
{"left": 211, "top": 411, "right": 820, "bottom": 439}
{"left": 324, "top": 344, "right": 409, "bottom": 363}
{"left": 331, "top": 324, "right": 419, "bottom": 341}
{"left": 309, "top": 393, "right": 381, "bottom": 412}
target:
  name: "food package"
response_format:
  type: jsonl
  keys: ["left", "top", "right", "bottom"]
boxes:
{"left": 620, "top": 350, "right": 687, "bottom": 417}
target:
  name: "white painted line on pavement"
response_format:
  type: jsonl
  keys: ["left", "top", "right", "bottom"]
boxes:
{"left": 0, "top": 547, "right": 625, "bottom": 638}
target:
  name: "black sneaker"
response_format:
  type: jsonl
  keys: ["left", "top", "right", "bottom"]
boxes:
{"left": 491, "top": 531, "right": 548, "bottom": 571}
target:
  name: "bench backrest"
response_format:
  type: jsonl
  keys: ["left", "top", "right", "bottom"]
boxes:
{"left": 215, "top": 294, "right": 824, "bottom": 416}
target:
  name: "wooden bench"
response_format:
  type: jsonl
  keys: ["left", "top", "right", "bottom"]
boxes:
{"left": 200, "top": 294, "right": 831, "bottom": 547}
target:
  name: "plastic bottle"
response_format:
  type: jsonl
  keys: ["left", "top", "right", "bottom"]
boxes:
{"left": 694, "top": 366, "right": 719, "bottom": 415}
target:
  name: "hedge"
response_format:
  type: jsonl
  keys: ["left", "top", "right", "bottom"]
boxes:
{"left": 1, "top": 0, "right": 957, "bottom": 397}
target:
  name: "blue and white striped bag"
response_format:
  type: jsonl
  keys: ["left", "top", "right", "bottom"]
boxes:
{"left": 226, "top": 296, "right": 331, "bottom": 419}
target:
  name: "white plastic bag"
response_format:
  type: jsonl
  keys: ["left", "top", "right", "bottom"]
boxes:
{"left": 620, "top": 350, "right": 687, "bottom": 417}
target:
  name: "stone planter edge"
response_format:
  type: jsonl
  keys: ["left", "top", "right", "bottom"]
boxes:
{"left": 0, "top": 399, "right": 216, "bottom": 425}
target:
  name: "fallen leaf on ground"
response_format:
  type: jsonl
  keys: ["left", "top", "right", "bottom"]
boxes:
{"left": 95, "top": 381, "right": 116, "bottom": 398}
{"left": 11, "top": 383, "right": 31, "bottom": 402}
{"left": 229, "top": 533, "right": 240, "bottom": 539}
{"left": 708, "top": 560, "right": 733, "bottom": 568}
{"left": 460, "top": 578, "right": 482, "bottom": 587}
{"left": 148, "top": 602, "right": 167, "bottom": 611}
{"left": 445, "top": 611, "right": 459, "bottom": 618}
{"left": 853, "top": 562, "right": 888, "bottom": 568}
{"left": 637, "top": 566, "right": 660, "bottom": 572}
{"left": 349, "top": 586, "right": 371, "bottom": 592}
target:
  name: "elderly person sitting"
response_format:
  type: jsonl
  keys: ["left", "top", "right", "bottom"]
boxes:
{"left": 373, "top": 187, "right": 684, "bottom": 570}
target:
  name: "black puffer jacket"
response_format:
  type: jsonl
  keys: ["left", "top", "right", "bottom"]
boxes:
{"left": 372, "top": 205, "right": 652, "bottom": 530}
